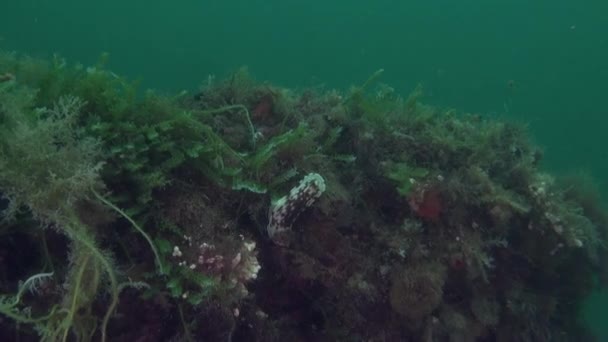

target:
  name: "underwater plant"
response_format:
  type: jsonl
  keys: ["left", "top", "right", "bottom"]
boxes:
{"left": 0, "top": 83, "right": 118, "bottom": 341}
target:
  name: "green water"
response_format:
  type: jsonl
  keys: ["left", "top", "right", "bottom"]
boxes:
{"left": 2, "top": 0, "right": 607, "bottom": 337}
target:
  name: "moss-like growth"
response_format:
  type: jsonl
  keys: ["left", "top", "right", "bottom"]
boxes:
{"left": 389, "top": 262, "right": 446, "bottom": 320}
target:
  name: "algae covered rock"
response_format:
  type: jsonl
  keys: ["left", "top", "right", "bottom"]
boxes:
{"left": 0, "top": 52, "right": 606, "bottom": 341}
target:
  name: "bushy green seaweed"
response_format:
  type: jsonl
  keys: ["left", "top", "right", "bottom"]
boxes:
{"left": 0, "top": 79, "right": 118, "bottom": 341}
{"left": 384, "top": 162, "right": 430, "bottom": 196}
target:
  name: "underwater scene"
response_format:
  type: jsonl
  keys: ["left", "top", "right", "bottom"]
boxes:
{"left": 1, "top": 1, "right": 607, "bottom": 341}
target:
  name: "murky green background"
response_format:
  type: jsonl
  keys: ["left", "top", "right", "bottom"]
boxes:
{"left": 1, "top": 0, "right": 607, "bottom": 337}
